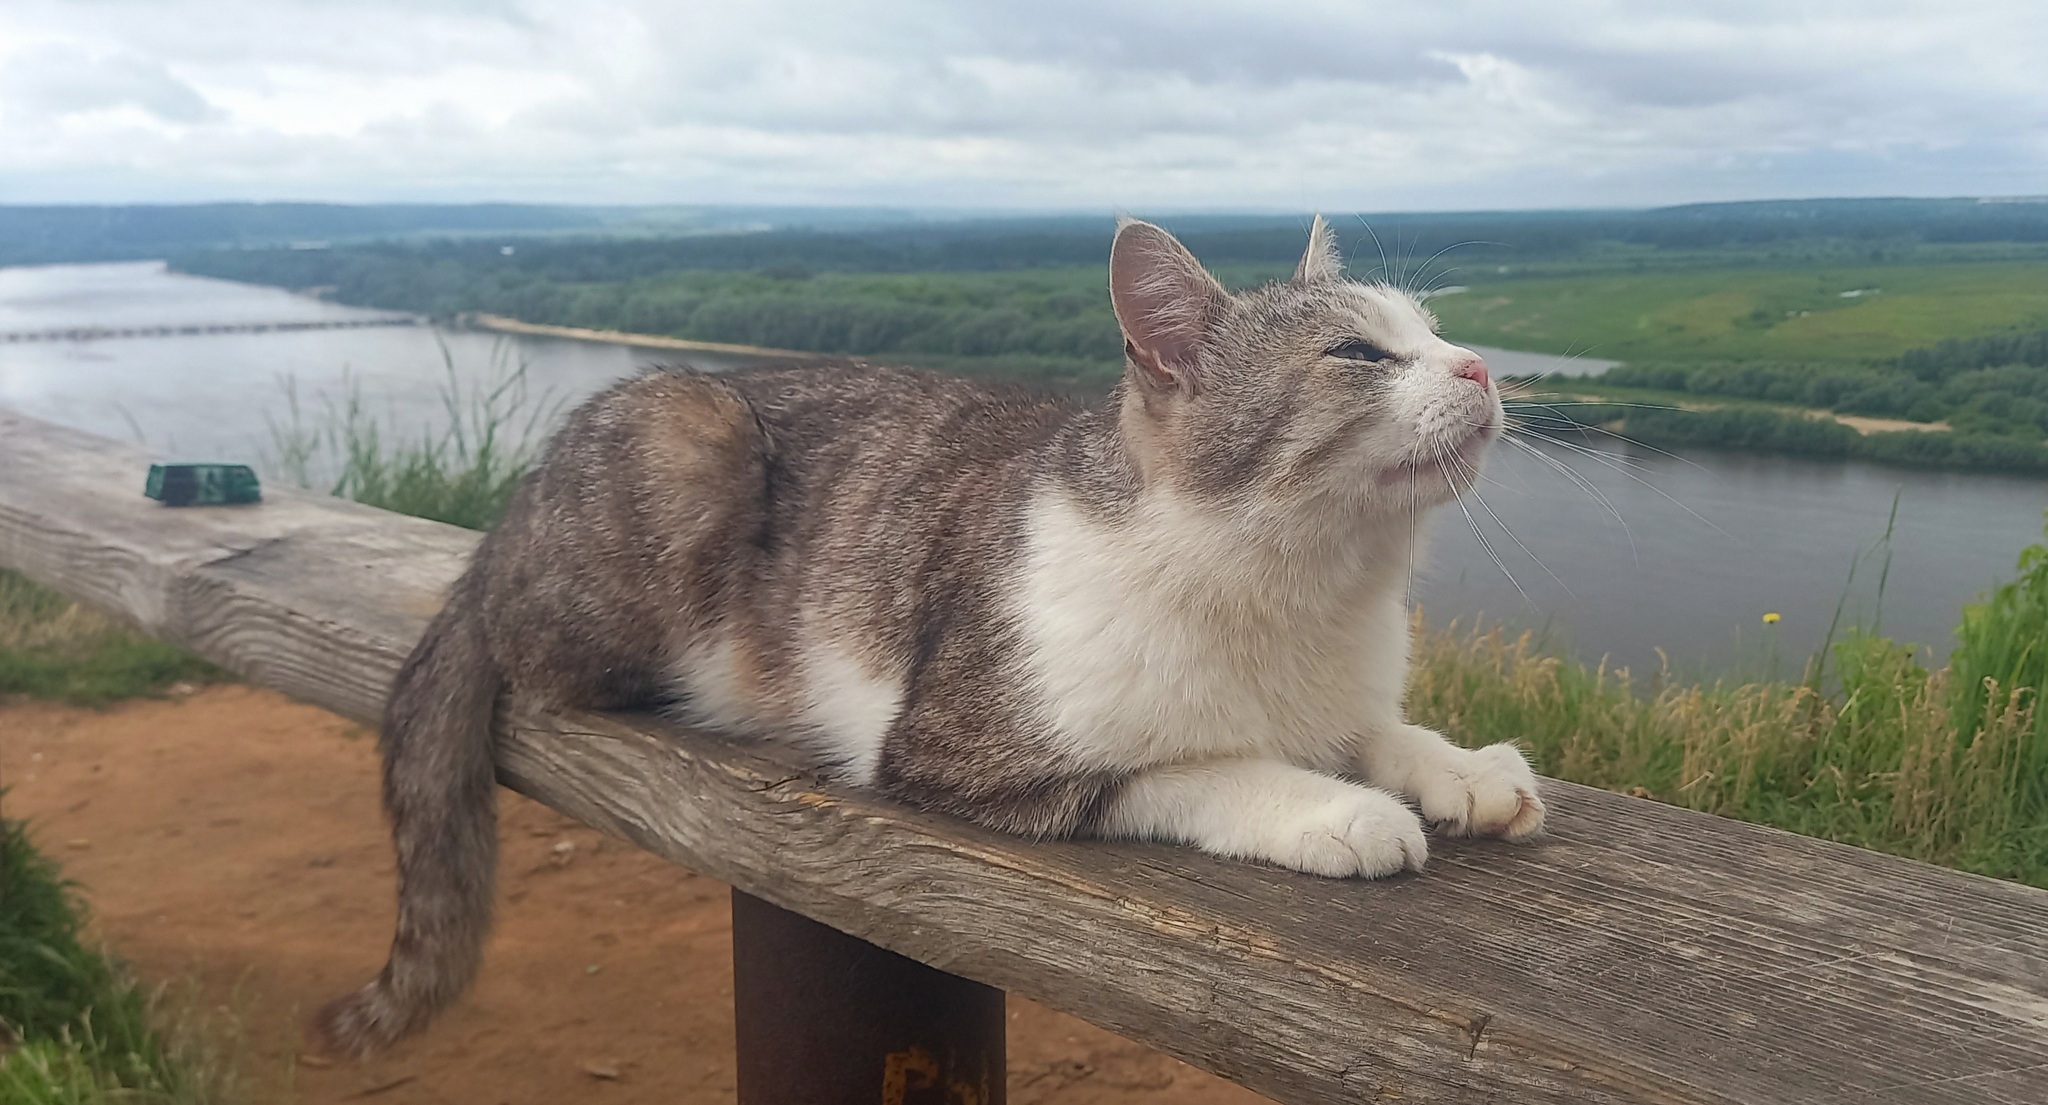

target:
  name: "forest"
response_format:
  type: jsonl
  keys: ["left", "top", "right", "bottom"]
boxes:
{"left": 158, "top": 198, "right": 2048, "bottom": 472}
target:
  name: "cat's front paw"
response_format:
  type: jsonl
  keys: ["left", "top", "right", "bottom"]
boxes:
{"left": 1262, "top": 787, "right": 1428, "bottom": 878}
{"left": 1411, "top": 743, "right": 1545, "bottom": 841}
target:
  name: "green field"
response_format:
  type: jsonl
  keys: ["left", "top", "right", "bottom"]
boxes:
{"left": 1432, "top": 260, "right": 2048, "bottom": 363}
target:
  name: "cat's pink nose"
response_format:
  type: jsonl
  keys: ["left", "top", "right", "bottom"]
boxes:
{"left": 1453, "top": 355, "right": 1490, "bottom": 390}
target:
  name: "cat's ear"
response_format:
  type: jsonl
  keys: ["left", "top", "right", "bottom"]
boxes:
{"left": 1294, "top": 214, "right": 1342, "bottom": 283}
{"left": 1110, "top": 218, "right": 1227, "bottom": 391}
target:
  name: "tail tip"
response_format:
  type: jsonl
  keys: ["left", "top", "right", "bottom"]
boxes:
{"left": 309, "top": 983, "right": 415, "bottom": 1059}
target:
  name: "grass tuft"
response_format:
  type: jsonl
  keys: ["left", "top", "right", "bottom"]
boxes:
{"left": 0, "top": 572, "right": 227, "bottom": 707}
{"left": 1411, "top": 611, "right": 2046, "bottom": 887}
{"left": 0, "top": 815, "right": 260, "bottom": 1104}
{"left": 265, "top": 339, "right": 558, "bottom": 531}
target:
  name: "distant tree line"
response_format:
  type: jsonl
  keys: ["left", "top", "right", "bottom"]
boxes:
{"left": 0, "top": 192, "right": 2003, "bottom": 272}
{"left": 171, "top": 198, "right": 2048, "bottom": 280}
{"left": 1604, "top": 331, "right": 2048, "bottom": 441}
{"left": 163, "top": 211, "right": 2048, "bottom": 473}
{"left": 1527, "top": 403, "right": 2048, "bottom": 474}
{"left": 0, "top": 203, "right": 621, "bottom": 266}
{"left": 173, "top": 251, "right": 1133, "bottom": 389}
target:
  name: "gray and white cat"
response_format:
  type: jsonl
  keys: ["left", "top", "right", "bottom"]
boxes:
{"left": 317, "top": 217, "right": 1545, "bottom": 1055}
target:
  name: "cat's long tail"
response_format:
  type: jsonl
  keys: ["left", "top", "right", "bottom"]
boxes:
{"left": 313, "top": 573, "right": 501, "bottom": 1056}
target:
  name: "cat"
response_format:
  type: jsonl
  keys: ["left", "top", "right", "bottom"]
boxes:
{"left": 315, "top": 216, "right": 1545, "bottom": 1056}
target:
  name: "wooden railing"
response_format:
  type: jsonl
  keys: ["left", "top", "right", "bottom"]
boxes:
{"left": 3, "top": 405, "right": 2045, "bottom": 1104}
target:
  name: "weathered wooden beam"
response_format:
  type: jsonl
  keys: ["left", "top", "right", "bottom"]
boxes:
{"left": 3, "top": 406, "right": 2045, "bottom": 1105}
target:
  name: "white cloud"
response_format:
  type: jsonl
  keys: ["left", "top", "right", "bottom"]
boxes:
{"left": 0, "top": 0, "right": 2039, "bottom": 208}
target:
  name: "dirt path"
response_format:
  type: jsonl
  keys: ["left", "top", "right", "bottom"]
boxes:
{"left": 0, "top": 686, "right": 1267, "bottom": 1104}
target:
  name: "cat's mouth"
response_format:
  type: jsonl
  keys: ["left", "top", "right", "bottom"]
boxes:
{"left": 1375, "top": 421, "right": 1497, "bottom": 489}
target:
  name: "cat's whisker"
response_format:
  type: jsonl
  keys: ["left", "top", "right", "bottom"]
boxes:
{"left": 1504, "top": 399, "right": 1693, "bottom": 414}
{"left": 1503, "top": 399, "right": 1680, "bottom": 412}
{"left": 1501, "top": 433, "right": 1640, "bottom": 559}
{"left": 1500, "top": 397, "right": 1719, "bottom": 477}
{"left": 1501, "top": 341, "right": 1607, "bottom": 385}
{"left": 1536, "top": 419, "right": 1721, "bottom": 477}
{"left": 1503, "top": 432, "right": 1638, "bottom": 524}
{"left": 1408, "top": 239, "right": 1496, "bottom": 296}
{"left": 1435, "top": 446, "right": 1534, "bottom": 607}
{"left": 1516, "top": 429, "right": 1730, "bottom": 538}
{"left": 1505, "top": 417, "right": 1660, "bottom": 474}
{"left": 1404, "top": 466, "right": 1420, "bottom": 609}
{"left": 1352, "top": 215, "right": 1394, "bottom": 287}
{"left": 1503, "top": 407, "right": 1674, "bottom": 480}
{"left": 1445, "top": 451, "right": 1573, "bottom": 598}
{"left": 1440, "top": 440, "right": 1558, "bottom": 559}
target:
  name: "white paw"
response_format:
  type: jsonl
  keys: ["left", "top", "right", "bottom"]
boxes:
{"left": 1259, "top": 787, "right": 1428, "bottom": 878}
{"left": 1410, "top": 743, "right": 1545, "bottom": 841}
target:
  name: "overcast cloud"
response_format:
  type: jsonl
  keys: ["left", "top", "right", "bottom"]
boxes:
{"left": 0, "top": 0, "right": 2040, "bottom": 209}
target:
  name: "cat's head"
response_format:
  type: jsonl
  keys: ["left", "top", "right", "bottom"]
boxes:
{"left": 1107, "top": 217, "right": 1500, "bottom": 522}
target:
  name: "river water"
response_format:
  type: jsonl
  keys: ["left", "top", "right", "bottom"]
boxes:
{"left": 3, "top": 261, "right": 2042, "bottom": 676}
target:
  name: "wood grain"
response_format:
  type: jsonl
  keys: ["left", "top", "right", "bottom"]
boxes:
{"left": 3, "top": 406, "right": 2044, "bottom": 1105}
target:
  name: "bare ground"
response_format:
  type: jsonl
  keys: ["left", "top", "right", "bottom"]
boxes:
{"left": 0, "top": 685, "right": 1268, "bottom": 1104}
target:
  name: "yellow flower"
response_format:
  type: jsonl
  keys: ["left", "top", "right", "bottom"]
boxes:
{"left": 1762, "top": 612, "right": 1782, "bottom": 624}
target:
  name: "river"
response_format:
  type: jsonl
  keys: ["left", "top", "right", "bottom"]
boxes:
{"left": 3, "top": 261, "right": 2041, "bottom": 676}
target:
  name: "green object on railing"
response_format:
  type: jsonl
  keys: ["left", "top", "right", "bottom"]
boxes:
{"left": 144, "top": 463, "right": 261, "bottom": 506}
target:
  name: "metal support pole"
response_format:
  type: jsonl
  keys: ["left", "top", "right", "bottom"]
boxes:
{"left": 732, "top": 890, "right": 1006, "bottom": 1105}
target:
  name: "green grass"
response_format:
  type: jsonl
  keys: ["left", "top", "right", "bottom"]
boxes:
{"left": 1431, "top": 260, "right": 2048, "bottom": 363}
{"left": 0, "top": 815, "right": 258, "bottom": 1104}
{"left": 1950, "top": 517, "right": 2048, "bottom": 827}
{"left": 266, "top": 343, "right": 554, "bottom": 531}
{"left": 0, "top": 572, "right": 227, "bottom": 707}
{"left": 1413, "top": 512, "right": 2048, "bottom": 886}
{"left": 1415, "top": 624, "right": 2046, "bottom": 885}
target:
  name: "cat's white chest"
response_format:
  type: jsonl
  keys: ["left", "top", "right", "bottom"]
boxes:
{"left": 1013, "top": 491, "right": 1411, "bottom": 773}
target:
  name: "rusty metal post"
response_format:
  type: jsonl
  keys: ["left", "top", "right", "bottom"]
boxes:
{"left": 732, "top": 890, "right": 1006, "bottom": 1105}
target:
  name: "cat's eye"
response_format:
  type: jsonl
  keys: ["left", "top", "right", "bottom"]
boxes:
{"left": 1326, "top": 339, "right": 1393, "bottom": 363}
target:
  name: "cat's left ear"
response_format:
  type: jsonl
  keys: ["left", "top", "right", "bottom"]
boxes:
{"left": 1110, "top": 218, "right": 1228, "bottom": 392}
{"left": 1294, "top": 214, "right": 1342, "bottom": 283}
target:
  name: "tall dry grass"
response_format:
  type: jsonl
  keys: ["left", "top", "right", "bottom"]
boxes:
{"left": 1411, "top": 597, "right": 2045, "bottom": 885}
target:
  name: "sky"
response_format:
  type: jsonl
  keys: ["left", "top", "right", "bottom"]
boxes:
{"left": 0, "top": 1, "right": 2041, "bottom": 212}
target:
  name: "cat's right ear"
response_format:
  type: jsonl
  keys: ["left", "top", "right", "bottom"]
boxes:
{"left": 1294, "top": 214, "right": 1342, "bottom": 283}
{"left": 1109, "top": 219, "right": 1226, "bottom": 392}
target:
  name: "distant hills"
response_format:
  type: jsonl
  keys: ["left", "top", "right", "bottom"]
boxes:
{"left": 0, "top": 203, "right": 946, "bottom": 267}
{"left": 5, "top": 196, "right": 2048, "bottom": 269}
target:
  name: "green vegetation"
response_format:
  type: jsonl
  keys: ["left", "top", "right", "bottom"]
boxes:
{"left": 0, "top": 815, "right": 254, "bottom": 1103}
{"left": 166, "top": 199, "right": 2048, "bottom": 470}
{"left": 1429, "top": 261, "right": 2048, "bottom": 363}
{"left": 0, "top": 571, "right": 226, "bottom": 707}
{"left": 267, "top": 350, "right": 553, "bottom": 531}
{"left": 165, "top": 195, "right": 2048, "bottom": 286}
{"left": 1509, "top": 391, "right": 2048, "bottom": 473}
{"left": 1504, "top": 326, "right": 2048, "bottom": 472}
{"left": 1413, "top": 513, "right": 2048, "bottom": 886}
{"left": 190, "top": 251, "right": 1154, "bottom": 393}
{"left": 0, "top": 202, "right": 921, "bottom": 267}
{"left": 1950, "top": 518, "right": 2048, "bottom": 826}
{"left": 1601, "top": 329, "right": 2048, "bottom": 437}
{"left": 0, "top": 573, "right": 249, "bottom": 1091}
